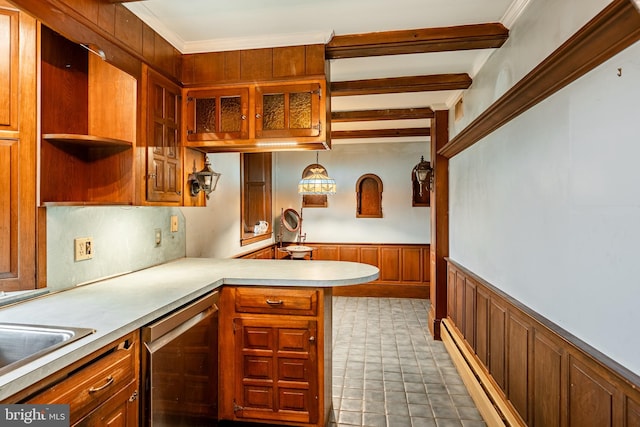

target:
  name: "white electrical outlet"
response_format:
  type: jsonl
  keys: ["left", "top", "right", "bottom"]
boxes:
{"left": 170, "top": 215, "right": 178, "bottom": 232}
{"left": 74, "top": 237, "right": 93, "bottom": 261}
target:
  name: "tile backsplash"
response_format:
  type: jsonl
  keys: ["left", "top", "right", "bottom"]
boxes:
{"left": 46, "top": 206, "right": 186, "bottom": 291}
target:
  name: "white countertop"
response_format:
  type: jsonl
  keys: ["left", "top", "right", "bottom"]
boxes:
{"left": 0, "top": 257, "right": 379, "bottom": 400}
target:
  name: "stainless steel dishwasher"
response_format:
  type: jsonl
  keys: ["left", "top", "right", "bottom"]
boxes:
{"left": 142, "top": 291, "right": 219, "bottom": 427}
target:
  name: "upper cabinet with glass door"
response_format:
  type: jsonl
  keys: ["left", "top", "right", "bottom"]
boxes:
{"left": 184, "top": 78, "right": 328, "bottom": 152}
{"left": 185, "top": 87, "right": 249, "bottom": 142}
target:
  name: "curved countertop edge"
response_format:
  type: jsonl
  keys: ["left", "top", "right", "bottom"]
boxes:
{"left": 0, "top": 257, "right": 379, "bottom": 401}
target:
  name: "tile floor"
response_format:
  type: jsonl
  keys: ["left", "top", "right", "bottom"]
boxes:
{"left": 329, "top": 297, "right": 486, "bottom": 427}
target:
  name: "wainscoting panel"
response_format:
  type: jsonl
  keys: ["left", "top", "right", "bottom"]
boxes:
{"left": 243, "top": 243, "right": 429, "bottom": 298}
{"left": 445, "top": 259, "right": 640, "bottom": 427}
{"left": 532, "top": 332, "right": 562, "bottom": 427}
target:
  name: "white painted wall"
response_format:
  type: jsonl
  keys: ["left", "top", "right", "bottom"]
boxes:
{"left": 448, "top": 0, "right": 640, "bottom": 375}
{"left": 182, "top": 141, "right": 430, "bottom": 258}
{"left": 275, "top": 143, "right": 430, "bottom": 244}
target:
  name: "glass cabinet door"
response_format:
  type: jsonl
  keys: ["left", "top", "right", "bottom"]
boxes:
{"left": 255, "top": 82, "right": 322, "bottom": 139}
{"left": 186, "top": 88, "right": 249, "bottom": 141}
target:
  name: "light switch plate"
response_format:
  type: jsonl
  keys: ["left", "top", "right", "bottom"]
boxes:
{"left": 170, "top": 215, "right": 178, "bottom": 232}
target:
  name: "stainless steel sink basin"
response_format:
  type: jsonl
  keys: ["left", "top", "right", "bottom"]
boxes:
{"left": 0, "top": 323, "right": 95, "bottom": 376}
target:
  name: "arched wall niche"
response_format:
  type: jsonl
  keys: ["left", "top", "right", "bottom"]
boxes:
{"left": 356, "top": 174, "right": 383, "bottom": 218}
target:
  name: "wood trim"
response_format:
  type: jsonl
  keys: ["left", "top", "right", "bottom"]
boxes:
{"left": 439, "top": 0, "right": 640, "bottom": 158}
{"left": 332, "top": 128, "right": 430, "bottom": 139}
{"left": 331, "top": 74, "right": 471, "bottom": 96}
{"left": 331, "top": 107, "right": 434, "bottom": 122}
{"left": 445, "top": 259, "right": 640, "bottom": 427}
{"left": 441, "top": 319, "right": 511, "bottom": 427}
{"left": 326, "top": 23, "right": 509, "bottom": 59}
{"left": 429, "top": 110, "right": 449, "bottom": 339}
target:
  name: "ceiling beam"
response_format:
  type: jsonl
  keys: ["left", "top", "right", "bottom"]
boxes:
{"left": 331, "top": 74, "right": 471, "bottom": 96}
{"left": 331, "top": 128, "right": 430, "bottom": 139}
{"left": 326, "top": 23, "right": 509, "bottom": 59}
{"left": 332, "top": 108, "right": 434, "bottom": 122}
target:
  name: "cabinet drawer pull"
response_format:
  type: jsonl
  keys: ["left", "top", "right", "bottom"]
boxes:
{"left": 266, "top": 299, "right": 283, "bottom": 305}
{"left": 88, "top": 376, "right": 114, "bottom": 393}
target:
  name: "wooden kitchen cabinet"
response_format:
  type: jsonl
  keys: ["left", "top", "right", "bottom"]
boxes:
{"left": 0, "top": 5, "right": 18, "bottom": 132}
{"left": 140, "top": 65, "right": 182, "bottom": 204}
{"left": 184, "top": 79, "right": 328, "bottom": 152}
{"left": 219, "top": 285, "right": 332, "bottom": 427}
{"left": 185, "top": 87, "right": 250, "bottom": 142}
{"left": 6, "top": 331, "right": 140, "bottom": 427}
{"left": 0, "top": 2, "right": 37, "bottom": 291}
{"left": 39, "top": 25, "right": 137, "bottom": 205}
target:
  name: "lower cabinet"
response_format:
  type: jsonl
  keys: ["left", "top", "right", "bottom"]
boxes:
{"left": 219, "top": 285, "right": 332, "bottom": 427}
{"left": 8, "top": 331, "right": 140, "bottom": 427}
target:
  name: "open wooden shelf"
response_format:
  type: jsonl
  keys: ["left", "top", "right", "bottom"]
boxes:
{"left": 43, "top": 134, "right": 133, "bottom": 148}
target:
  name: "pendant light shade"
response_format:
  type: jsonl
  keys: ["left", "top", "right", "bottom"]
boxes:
{"left": 298, "top": 152, "right": 336, "bottom": 195}
{"left": 298, "top": 167, "right": 337, "bottom": 194}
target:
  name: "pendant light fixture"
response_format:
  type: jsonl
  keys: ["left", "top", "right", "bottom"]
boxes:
{"left": 298, "top": 152, "right": 336, "bottom": 195}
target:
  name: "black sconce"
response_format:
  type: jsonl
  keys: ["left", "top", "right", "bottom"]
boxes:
{"left": 188, "top": 157, "right": 221, "bottom": 200}
{"left": 413, "top": 156, "right": 433, "bottom": 196}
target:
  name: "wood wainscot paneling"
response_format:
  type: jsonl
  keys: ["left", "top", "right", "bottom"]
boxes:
{"left": 311, "top": 243, "right": 430, "bottom": 298}
{"left": 237, "top": 243, "right": 429, "bottom": 298}
{"left": 443, "top": 259, "right": 640, "bottom": 427}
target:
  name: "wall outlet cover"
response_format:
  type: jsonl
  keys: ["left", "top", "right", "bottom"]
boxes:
{"left": 74, "top": 237, "right": 93, "bottom": 261}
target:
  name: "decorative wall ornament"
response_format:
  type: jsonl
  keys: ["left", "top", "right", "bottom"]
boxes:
{"left": 356, "top": 174, "right": 383, "bottom": 218}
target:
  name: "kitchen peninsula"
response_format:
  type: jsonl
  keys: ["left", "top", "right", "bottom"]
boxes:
{"left": 0, "top": 258, "right": 378, "bottom": 427}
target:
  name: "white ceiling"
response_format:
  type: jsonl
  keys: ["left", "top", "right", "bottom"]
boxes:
{"left": 126, "top": 0, "right": 528, "bottom": 145}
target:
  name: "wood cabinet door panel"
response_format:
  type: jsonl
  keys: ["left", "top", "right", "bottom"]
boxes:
{"left": 185, "top": 87, "right": 249, "bottom": 141}
{"left": 255, "top": 82, "right": 322, "bottom": 139}
{"left": 0, "top": 7, "right": 18, "bottom": 130}
{"left": 234, "top": 317, "right": 317, "bottom": 424}
{"left": 146, "top": 68, "right": 182, "bottom": 203}
{"left": 0, "top": 140, "right": 17, "bottom": 278}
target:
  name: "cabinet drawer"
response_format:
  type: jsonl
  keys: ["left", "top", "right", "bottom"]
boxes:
{"left": 235, "top": 287, "right": 318, "bottom": 316}
{"left": 27, "top": 336, "right": 137, "bottom": 424}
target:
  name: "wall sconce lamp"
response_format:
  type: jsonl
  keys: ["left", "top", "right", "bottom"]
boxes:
{"left": 414, "top": 156, "right": 433, "bottom": 196}
{"left": 188, "top": 157, "right": 221, "bottom": 199}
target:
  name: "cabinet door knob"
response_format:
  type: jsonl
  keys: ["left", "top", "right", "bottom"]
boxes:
{"left": 309, "top": 336, "right": 316, "bottom": 342}
{"left": 255, "top": 113, "right": 262, "bottom": 119}
{"left": 241, "top": 114, "right": 247, "bottom": 120}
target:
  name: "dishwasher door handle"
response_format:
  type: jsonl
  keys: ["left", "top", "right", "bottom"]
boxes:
{"left": 144, "top": 305, "right": 217, "bottom": 354}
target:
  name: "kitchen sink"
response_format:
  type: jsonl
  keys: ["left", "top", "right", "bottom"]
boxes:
{"left": 0, "top": 323, "right": 95, "bottom": 376}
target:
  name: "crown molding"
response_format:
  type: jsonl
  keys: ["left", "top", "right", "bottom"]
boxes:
{"left": 501, "top": 0, "right": 533, "bottom": 29}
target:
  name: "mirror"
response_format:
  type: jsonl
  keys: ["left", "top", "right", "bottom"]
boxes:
{"left": 282, "top": 208, "right": 301, "bottom": 232}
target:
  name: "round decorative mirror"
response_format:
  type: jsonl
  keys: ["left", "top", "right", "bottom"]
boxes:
{"left": 282, "top": 208, "right": 301, "bottom": 232}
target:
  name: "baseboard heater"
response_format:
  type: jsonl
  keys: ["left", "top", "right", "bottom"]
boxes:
{"left": 441, "top": 319, "right": 525, "bottom": 427}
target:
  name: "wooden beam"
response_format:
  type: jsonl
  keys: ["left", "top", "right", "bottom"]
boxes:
{"left": 429, "top": 110, "right": 449, "bottom": 340}
{"left": 326, "top": 23, "right": 509, "bottom": 59}
{"left": 331, "top": 74, "right": 471, "bottom": 96}
{"left": 439, "top": 0, "right": 640, "bottom": 158}
{"left": 331, "top": 128, "right": 430, "bottom": 139}
{"left": 331, "top": 108, "right": 434, "bottom": 122}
